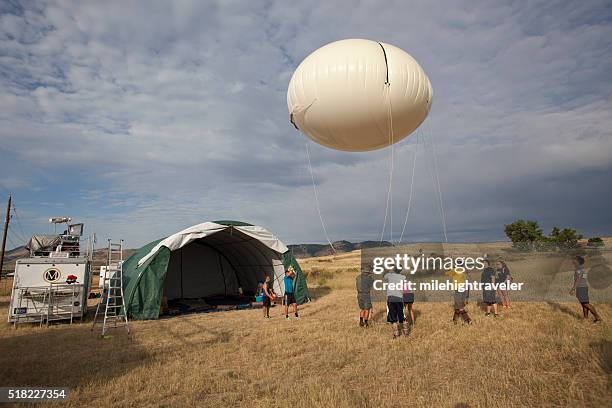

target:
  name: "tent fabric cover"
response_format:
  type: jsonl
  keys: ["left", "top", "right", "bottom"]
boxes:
{"left": 137, "top": 221, "right": 288, "bottom": 267}
{"left": 122, "top": 221, "right": 309, "bottom": 320}
{"left": 26, "top": 234, "right": 61, "bottom": 252}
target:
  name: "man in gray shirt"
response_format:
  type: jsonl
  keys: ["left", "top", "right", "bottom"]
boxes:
{"left": 571, "top": 255, "right": 601, "bottom": 323}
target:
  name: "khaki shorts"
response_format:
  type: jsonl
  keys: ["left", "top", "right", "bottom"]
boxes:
{"left": 357, "top": 293, "right": 372, "bottom": 310}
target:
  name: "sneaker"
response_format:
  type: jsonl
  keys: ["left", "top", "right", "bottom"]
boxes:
{"left": 494, "top": 314, "right": 502, "bottom": 318}
{"left": 285, "top": 316, "right": 290, "bottom": 320}
{"left": 294, "top": 316, "right": 300, "bottom": 320}
{"left": 593, "top": 319, "right": 602, "bottom": 324}
{"left": 359, "top": 321, "right": 364, "bottom": 327}
{"left": 485, "top": 313, "right": 491, "bottom": 317}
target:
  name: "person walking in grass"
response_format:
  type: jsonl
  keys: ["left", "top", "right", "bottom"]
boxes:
{"left": 445, "top": 267, "right": 472, "bottom": 325}
{"left": 570, "top": 255, "right": 602, "bottom": 323}
{"left": 356, "top": 269, "right": 374, "bottom": 327}
{"left": 262, "top": 275, "right": 275, "bottom": 319}
{"left": 402, "top": 272, "right": 416, "bottom": 326}
{"left": 385, "top": 268, "right": 409, "bottom": 339}
{"left": 481, "top": 260, "right": 500, "bottom": 318}
{"left": 283, "top": 268, "right": 299, "bottom": 320}
{"left": 496, "top": 260, "right": 512, "bottom": 309}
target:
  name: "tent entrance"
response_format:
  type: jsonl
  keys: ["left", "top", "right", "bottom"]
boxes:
{"left": 160, "top": 228, "right": 285, "bottom": 316}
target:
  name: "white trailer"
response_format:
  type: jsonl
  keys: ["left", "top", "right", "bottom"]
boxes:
{"left": 8, "top": 218, "right": 94, "bottom": 325}
{"left": 9, "top": 257, "right": 92, "bottom": 324}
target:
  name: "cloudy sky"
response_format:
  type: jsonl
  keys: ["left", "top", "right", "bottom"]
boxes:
{"left": 1, "top": 0, "right": 611, "bottom": 249}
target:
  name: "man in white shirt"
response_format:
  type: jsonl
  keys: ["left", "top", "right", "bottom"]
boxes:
{"left": 385, "top": 268, "right": 408, "bottom": 338}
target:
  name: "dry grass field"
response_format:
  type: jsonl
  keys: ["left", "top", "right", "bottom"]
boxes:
{"left": 1, "top": 245, "right": 611, "bottom": 407}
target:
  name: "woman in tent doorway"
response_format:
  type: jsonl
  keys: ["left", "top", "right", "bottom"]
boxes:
{"left": 570, "top": 255, "right": 601, "bottom": 323}
{"left": 283, "top": 267, "right": 299, "bottom": 320}
{"left": 262, "top": 276, "right": 275, "bottom": 319}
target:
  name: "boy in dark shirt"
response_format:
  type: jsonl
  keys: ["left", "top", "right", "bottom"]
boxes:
{"left": 481, "top": 260, "right": 500, "bottom": 317}
{"left": 356, "top": 271, "right": 373, "bottom": 327}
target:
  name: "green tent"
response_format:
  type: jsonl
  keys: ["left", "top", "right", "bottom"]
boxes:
{"left": 121, "top": 221, "right": 309, "bottom": 320}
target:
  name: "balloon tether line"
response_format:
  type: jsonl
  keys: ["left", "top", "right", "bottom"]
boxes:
{"left": 378, "top": 41, "right": 393, "bottom": 246}
{"left": 424, "top": 122, "right": 448, "bottom": 243}
{"left": 379, "top": 82, "right": 395, "bottom": 246}
{"left": 398, "top": 129, "right": 420, "bottom": 244}
{"left": 305, "top": 142, "right": 336, "bottom": 254}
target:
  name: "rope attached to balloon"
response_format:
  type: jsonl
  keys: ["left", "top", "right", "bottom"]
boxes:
{"left": 379, "top": 82, "right": 395, "bottom": 246}
{"left": 379, "top": 42, "right": 395, "bottom": 246}
{"left": 305, "top": 142, "right": 336, "bottom": 254}
{"left": 398, "top": 129, "right": 420, "bottom": 244}
{"left": 425, "top": 121, "right": 448, "bottom": 243}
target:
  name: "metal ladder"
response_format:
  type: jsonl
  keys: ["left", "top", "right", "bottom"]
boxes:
{"left": 92, "top": 239, "right": 129, "bottom": 335}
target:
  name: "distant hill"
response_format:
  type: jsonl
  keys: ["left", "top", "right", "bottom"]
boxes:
{"left": 288, "top": 240, "right": 393, "bottom": 258}
{"left": 2, "top": 246, "right": 29, "bottom": 271}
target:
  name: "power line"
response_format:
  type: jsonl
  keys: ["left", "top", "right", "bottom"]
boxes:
{"left": 8, "top": 225, "right": 27, "bottom": 246}
{"left": 11, "top": 204, "right": 28, "bottom": 243}
{"left": 6, "top": 232, "right": 19, "bottom": 251}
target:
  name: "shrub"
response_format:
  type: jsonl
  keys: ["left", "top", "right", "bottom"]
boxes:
{"left": 587, "top": 237, "right": 604, "bottom": 247}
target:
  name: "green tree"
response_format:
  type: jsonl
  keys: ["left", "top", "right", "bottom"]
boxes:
{"left": 549, "top": 227, "right": 583, "bottom": 249}
{"left": 504, "top": 220, "right": 545, "bottom": 250}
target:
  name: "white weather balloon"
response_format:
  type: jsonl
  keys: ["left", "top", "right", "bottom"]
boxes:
{"left": 287, "top": 39, "right": 433, "bottom": 152}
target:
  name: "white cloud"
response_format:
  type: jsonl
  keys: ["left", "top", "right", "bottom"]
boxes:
{"left": 1, "top": 0, "right": 611, "bottom": 247}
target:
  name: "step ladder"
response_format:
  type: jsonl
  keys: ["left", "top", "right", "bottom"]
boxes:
{"left": 92, "top": 239, "right": 129, "bottom": 335}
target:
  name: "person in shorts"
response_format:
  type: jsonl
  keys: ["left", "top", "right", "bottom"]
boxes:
{"left": 385, "top": 269, "right": 408, "bottom": 339}
{"left": 356, "top": 270, "right": 373, "bottom": 327}
{"left": 283, "top": 268, "right": 299, "bottom": 320}
{"left": 262, "top": 275, "right": 275, "bottom": 319}
{"left": 402, "top": 272, "right": 415, "bottom": 326}
{"left": 570, "top": 255, "right": 601, "bottom": 323}
{"left": 481, "top": 260, "right": 500, "bottom": 317}
{"left": 496, "top": 260, "right": 512, "bottom": 309}
{"left": 446, "top": 267, "right": 472, "bottom": 325}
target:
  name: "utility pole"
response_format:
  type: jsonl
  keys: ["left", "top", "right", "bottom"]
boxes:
{"left": 0, "top": 194, "right": 11, "bottom": 281}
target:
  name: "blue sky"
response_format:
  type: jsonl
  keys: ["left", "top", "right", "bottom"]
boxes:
{"left": 1, "top": 0, "right": 611, "bottom": 248}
